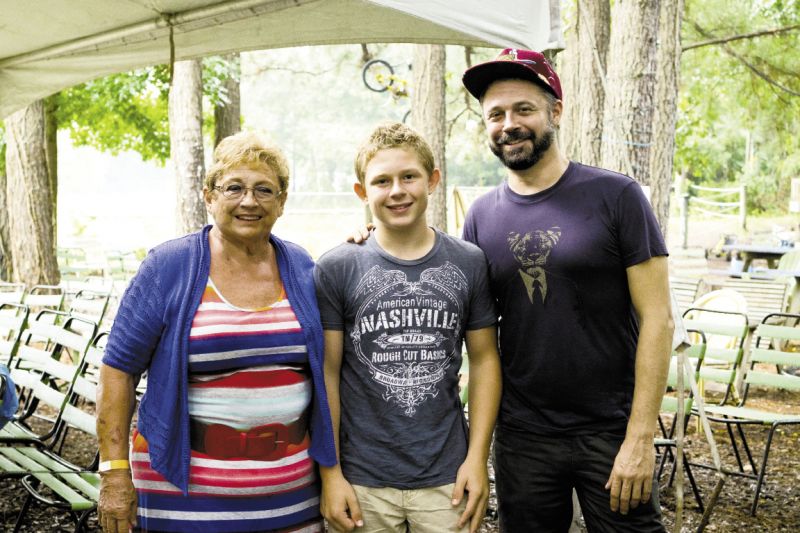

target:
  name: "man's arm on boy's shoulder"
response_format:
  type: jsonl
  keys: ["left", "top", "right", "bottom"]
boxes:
{"left": 319, "top": 329, "right": 364, "bottom": 531}
{"left": 606, "top": 256, "right": 673, "bottom": 515}
{"left": 454, "top": 325, "right": 502, "bottom": 533}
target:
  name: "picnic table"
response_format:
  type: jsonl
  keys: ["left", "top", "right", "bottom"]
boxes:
{"left": 720, "top": 243, "right": 796, "bottom": 272}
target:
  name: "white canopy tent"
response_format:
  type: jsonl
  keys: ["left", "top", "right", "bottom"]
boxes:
{"left": 0, "top": 0, "right": 563, "bottom": 118}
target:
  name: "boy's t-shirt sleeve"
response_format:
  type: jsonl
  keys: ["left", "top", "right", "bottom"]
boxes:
{"left": 313, "top": 257, "right": 345, "bottom": 331}
{"left": 466, "top": 248, "right": 497, "bottom": 331}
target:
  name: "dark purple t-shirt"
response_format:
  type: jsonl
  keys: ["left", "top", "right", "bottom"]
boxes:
{"left": 462, "top": 161, "right": 668, "bottom": 436}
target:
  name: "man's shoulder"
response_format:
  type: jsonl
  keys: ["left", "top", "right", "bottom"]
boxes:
{"left": 570, "top": 161, "right": 637, "bottom": 190}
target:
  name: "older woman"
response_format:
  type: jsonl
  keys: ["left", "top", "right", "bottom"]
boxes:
{"left": 97, "top": 132, "right": 336, "bottom": 533}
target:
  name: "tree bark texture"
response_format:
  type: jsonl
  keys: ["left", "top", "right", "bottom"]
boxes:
{"left": 649, "top": 0, "right": 684, "bottom": 238}
{"left": 601, "top": 0, "right": 661, "bottom": 185}
{"left": 410, "top": 44, "right": 447, "bottom": 231}
{"left": 5, "top": 101, "right": 60, "bottom": 286}
{"left": 214, "top": 53, "right": 242, "bottom": 148}
{"left": 557, "top": 15, "right": 580, "bottom": 161}
{"left": 44, "top": 94, "right": 58, "bottom": 243}
{"left": 0, "top": 166, "right": 10, "bottom": 281}
{"left": 169, "top": 59, "right": 207, "bottom": 235}
{"left": 577, "top": 0, "right": 610, "bottom": 167}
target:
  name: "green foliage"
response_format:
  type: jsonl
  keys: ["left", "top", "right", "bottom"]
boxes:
{"left": 677, "top": 0, "right": 800, "bottom": 213}
{"left": 444, "top": 47, "right": 506, "bottom": 187}
{"left": 58, "top": 56, "right": 240, "bottom": 164}
{"left": 58, "top": 66, "right": 172, "bottom": 163}
{"left": 203, "top": 55, "right": 240, "bottom": 108}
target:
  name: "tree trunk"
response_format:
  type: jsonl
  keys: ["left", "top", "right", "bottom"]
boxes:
{"left": 0, "top": 155, "right": 10, "bottom": 281}
{"left": 649, "top": 0, "right": 684, "bottom": 237}
{"left": 557, "top": 11, "right": 580, "bottom": 161}
{"left": 577, "top": 0, "right": 610, "bottom": 167}
{"left": 169, "top": 59, "right": 207, "bottom": 235}
{"left": 214, "top": 53, "right": 242, "bottom": 148}
{"left": 601, "top": 0, "right": 661, "bottom": 184}
{"left": 5, "top": 101, "right": 59, "bottom": 286}
{"left": 44, "top": 94, "right": 58, "bottom": 244}
{"left": 410, "top": 44, "right": 447, "bottom": 231}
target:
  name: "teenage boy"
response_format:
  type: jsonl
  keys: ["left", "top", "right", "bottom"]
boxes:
{"left": 314, "top": 122, "right": 502, "bottom": 533}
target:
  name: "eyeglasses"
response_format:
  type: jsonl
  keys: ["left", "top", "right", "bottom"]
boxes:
{"left": 213, "top": 183, "right": 283, "bottom": 202}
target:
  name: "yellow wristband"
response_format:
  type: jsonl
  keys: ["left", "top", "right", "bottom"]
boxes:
{"left": 99, "top": 459, "right": 130, "bottom": 472}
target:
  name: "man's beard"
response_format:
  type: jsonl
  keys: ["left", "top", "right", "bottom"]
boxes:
{"left": 490, "top": 126, "right": 555, "bottom": 171}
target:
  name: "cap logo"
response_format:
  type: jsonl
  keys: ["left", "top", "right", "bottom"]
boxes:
{"left": 497, "top": 48, "right": 518, "bottom": 61}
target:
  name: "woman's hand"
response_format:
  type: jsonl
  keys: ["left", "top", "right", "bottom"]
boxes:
{"left": 97, "top": 364, "right": 138, "bottom": 532}
{"left": 99, "top": 469, "right": 137, "bottom": 532}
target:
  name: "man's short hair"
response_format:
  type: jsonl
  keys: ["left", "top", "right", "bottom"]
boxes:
{"left": 354, "top": 122, "right": 435, "bottom": 186}
{"left": 206, "top": 131, "right": 290, "bottom": 191}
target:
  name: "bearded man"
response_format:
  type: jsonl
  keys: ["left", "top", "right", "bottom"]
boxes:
{"left": 460, "top": 49, "right": 674, "bottom": 533}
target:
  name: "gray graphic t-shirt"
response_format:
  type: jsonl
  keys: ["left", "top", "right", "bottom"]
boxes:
{"left": 314, "top": 229, "right": 496, "bottom": 489}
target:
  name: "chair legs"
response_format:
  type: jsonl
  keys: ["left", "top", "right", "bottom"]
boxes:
{"left": 12, "top": 492, "right": 35, "bottom": 533}
{"left": 74, "top": 509, "right": 94, "bottom": 533}
{"left": 735, "top": 423, "right": 758, "bottom": 474}
{"left": 682, "top": 453, "right": 705, "bottom": 514}
{"left": 664, "top": 447, "right": 705, "bottom": 513}
{"left": 751, "top": 424, "right": 780, "bottom": 516}
{"left": 656, "top": 414, "right": 705, "bottom": 512}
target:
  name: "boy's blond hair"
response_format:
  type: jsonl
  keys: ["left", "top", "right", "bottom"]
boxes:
{"left": 206, "top": 131, "right": 290, "bottom": 191}
{"left": 354, "top": 122, "right": 435, "bottom": 185}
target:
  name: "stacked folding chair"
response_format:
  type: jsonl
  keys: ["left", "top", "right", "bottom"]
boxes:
{"left": 700, "top": 313, "right": 800, "bottom": 515}
{"left": 0, "top": 309, "right": 102, "bottom": 532}
{"left": 0, "top": 282, "right": 26, "bottom": 305}
{"left": 683, "top": 303, "right": 750, "bottom": 406}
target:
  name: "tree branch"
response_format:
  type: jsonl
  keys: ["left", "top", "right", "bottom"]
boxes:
{"left": 245, "top": 65, "right": 336, "bottom": 77}
{"left": 683, "top": 23, "right": 800, "bottom": 51}
{"left": 689, "top": 20, "right": 800, "bottom": 97}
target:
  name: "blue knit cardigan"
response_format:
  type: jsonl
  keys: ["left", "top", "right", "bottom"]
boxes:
{"left": 103, "top": 226, "right": 337, "bottom": 493}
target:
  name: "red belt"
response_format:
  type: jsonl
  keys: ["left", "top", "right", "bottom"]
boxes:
{"left": 189, "top": 413, "right": 308, "bottom": 461}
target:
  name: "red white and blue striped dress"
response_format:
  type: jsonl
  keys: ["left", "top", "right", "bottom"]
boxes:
{"left": 131, "top": 281, "right": 323, "bottom": 532}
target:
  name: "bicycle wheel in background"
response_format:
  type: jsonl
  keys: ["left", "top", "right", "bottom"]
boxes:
{"left": 362, "top": 59, "right": 394, "bottom": 92}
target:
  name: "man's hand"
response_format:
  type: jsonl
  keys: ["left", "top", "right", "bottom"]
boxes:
{"left": 98, "top": 469, "right": 137, "bottom": 533}
{"left": 604, "top": 435, "right": 655, "bottom": 514}
{"left": 320, "top": 469, "right": 363, "bottom": 531}
{"left": 346, "top": 223, "right": 374, "bottom": 244}
{"left": 452, "top": 456, "right": 490, "bottom": 533}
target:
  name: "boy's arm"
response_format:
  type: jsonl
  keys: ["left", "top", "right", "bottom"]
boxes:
{"left": 319, "top": 329, "right": 364, "bottom": 532}
{"left": 453, "top": 325, "right": 502, "bottom": 533}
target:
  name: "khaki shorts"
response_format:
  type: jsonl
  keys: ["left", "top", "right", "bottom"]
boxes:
{"left": 330, "top": 483, "right": 468, "bottom": 533}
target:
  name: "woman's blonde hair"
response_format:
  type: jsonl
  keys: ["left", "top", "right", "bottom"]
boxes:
{"left": 205, "top": 131, "right": 290, "bottom": 190}
{"left": 354, "top": 122, "right": 435, "bottom": 185}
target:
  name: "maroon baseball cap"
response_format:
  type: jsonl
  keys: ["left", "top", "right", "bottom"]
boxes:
{"left": 462, "top": 48, "right": 562, "bottom": 101}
